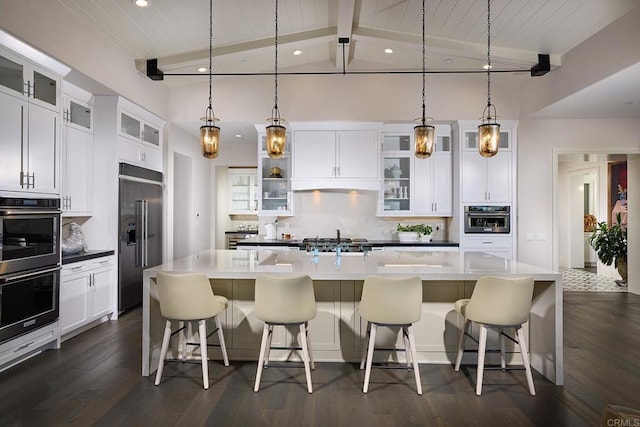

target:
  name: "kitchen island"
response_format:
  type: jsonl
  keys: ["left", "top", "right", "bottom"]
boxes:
{"left": 142, "top": 249, "right": 563, "bottom": 384}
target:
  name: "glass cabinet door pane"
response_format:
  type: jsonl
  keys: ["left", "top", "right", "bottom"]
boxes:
{"left": 465, "top": 130, "right": 509, "bottom": 149}
{"left": 0, "top": 54, "right": 24, "bottom": 94}
{"left": 69, "top": 100, "right": 91, "bottom": 130}
{"left": 498, "top": 131, "right": 509, "bottom": 149}
{"left": 143, "top": 124, "right": 160, "bottom": 146}
{"left": 437, "top": 136, "right": 451, "bottom": 152}
{"left": 382, "top": 135, "right": 411, "bottom": 151}
{"left": 261, "top": 157, "right": 289, "bottom": 212}
{"left": 33, "top": 71, "right": 57, "bottom": 107}
{"left": 382, "top": 156, "right": 411, "bottom": 212}
{"left": 121, "top": 113, "right": 140, "bottom": 138}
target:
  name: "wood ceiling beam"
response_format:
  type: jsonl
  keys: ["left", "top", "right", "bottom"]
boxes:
{"left": 335, "top": 0, "right": 356, "bottom": 69}
{"left": 352, "top": 27, "right": 562, "bottom": 68}
{"left": 136, "top": 27, "right": 337, "bottom": 73}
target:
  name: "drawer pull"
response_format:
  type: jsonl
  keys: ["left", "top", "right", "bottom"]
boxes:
{"left": 15, "top": 341, "right": 35, "bottom": 352}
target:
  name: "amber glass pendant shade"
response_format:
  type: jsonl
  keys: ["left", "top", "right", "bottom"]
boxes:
{"left": 478, "top": 122, "right": 500, "bottom": 158}
{"left": 266, "top": 124, "right": 286, "bottom": 159}
{"left": 414, "top": 124, "right": 435, "bottom": 159}
{"left": 200, "top": 124, "right": 220, "bottom": 159}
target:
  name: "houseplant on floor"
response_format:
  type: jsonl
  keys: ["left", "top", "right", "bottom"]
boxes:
{"left": 396, "top": 223, "right": 433, "bottom": 242}
{"left": 589, "top": 213, "right": 627, "bottom": 285}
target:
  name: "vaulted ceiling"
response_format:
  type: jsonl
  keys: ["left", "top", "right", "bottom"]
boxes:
{"left": 58, "top": 0, "right": 637, "bottom": 80}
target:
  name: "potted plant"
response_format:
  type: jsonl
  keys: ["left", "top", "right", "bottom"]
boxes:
{"left": 396, "top": 223, "right": 433, "bottom": 242}
{"left": 589, "top": 213, "right": 627, "bottom": 284}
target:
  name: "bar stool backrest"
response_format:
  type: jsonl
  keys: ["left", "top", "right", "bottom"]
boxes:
{"left": 156, "top": 272, "right": 221, "bottom": 320}
{"left": 255, "top": 275, "right": 316, "bottom": 323}
{"left": 360, "top": 276, "right": 422, "bottom": 324}
{"left": 465, "top": 276, "right": 534, "bottom": 326}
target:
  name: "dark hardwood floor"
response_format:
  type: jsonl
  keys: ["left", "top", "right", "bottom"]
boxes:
{"left": 1, "top": 292, "right": 639, "bottom": 426}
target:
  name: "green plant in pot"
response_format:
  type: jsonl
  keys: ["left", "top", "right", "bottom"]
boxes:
{"left": 589, "top": 213, "right": 627, "bottom": 284}
{"left": 396, "top": 223, "right": 433, "bottom": 241}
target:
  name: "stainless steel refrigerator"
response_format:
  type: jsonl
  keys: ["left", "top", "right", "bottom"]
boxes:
{"left": 118, "top": 163, "right": 163, "bottom": 312}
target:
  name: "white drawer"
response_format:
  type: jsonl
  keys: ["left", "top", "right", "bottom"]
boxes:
{"left": 0, "top": 322, "right": 59, "bottom": 370}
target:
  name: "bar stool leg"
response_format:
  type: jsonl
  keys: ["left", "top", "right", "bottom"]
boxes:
{"left": 305, "top": 321, "right": 315, "bottom": 370}
{"left": 264, "top": 325, "right": 274, "bottom": 367}
{"left": 299, "top": 323, "right": 313, "bottom": 393}
{"left": 403, "top": 327, "right": 412, "bottom": 367}
{"left": 476, "top": 324, "right": 488, "bottom": 396}
{"left": 215, "top": 316, "right": 229, "bottom": 366}
{"left": 360, "top": 321, "right": 371, "bottom": 370}
{"left": 178, "top": 321, "right": 187, "bottom": 361}
{"left": 254, "top": 323, "right": 270, "bottom": 392}
{"left": 407, "top": 325, "right": 422, "bottom": 395}
{"left": 499, "top": 327, "right": 506, "bottom": 370}
{"left": 199, "top": 319, "right": 209, "bottom": 389}
{"left": 516, "top": 326, "right": 536, "bottom": 396}
{"left": 363, "top": 323, "right": 377, "bottom": 393}
{"left": 155, "top": 320, "right": 172, "bottom": 386}
{"left": 455, "top": 319, "right": 470, "bottom": 371}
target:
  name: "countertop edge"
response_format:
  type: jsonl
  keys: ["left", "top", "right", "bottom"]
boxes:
{"left": 62, "top": 250, "right": 115, "bottom": 265}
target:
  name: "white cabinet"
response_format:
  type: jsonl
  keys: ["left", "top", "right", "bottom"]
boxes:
{"left": 60, "top": 256, "right": 115, "bottom": 337}
{"left": 228, "top": 168, "right": 258, "bottom": 214}
{"left": 61, "top": 84, "right": 93, "bottom": 216}
{"left": 0, "top": 47, "right": 60, "bottom": 195}
{"left": 462, "top": 236, "right": 513, "bottom": 260}
{"left": 255, "top": 127, "right": 293, "bottom": 215}
{"left": 117, "top": 98, "right": 164, "bottom": 172}
{"left": 379, "top": 125, "right": 452, "bottom": 217}
{"left": 291, "top": 123, "right": 381, "bottom": 190}
{"left": 460, "top": 125, "right": 513, "bottom": 204}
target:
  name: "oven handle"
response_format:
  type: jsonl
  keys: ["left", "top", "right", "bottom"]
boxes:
{"left": 0, "top": 266, "right": 61, "bottom": 284}
{"left": 0, "top": 210, "right": 62, "bottom": 216}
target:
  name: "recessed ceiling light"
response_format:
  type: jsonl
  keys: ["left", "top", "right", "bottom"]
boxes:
{"left": 483, "top": 64, "right": 493, "bottom": 70}
{"left": 240, "top": 59, "right": 248, "bottom": 65}
{"left": 235, "top": 134, "right": 244, "bottom": 139}
{"left": 197, "top": 67, "right": 207, "bottom": 73}
{"left": 444, "top": 58, "right": 453, "bottom": 64}
{"left": 384, "top": 48, "right": 393, "bottom": 54}
{"left": 133, "top": 0, "right": 149, "bottom": 7}
{"left": 293, "top": 49, "right": 302, "bottom": 56}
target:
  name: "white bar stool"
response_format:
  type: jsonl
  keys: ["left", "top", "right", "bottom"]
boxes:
{"left": 454, "top": 275, "right": 536, "bottom": 396}
{"left": 254, "top": 274, "right": 317, "bottom": 393}
{"left": 359, "top": 275, "right": 423, "bottom": 394}
{"left": 154, "top": 272, "right": 229, "bottom": 389}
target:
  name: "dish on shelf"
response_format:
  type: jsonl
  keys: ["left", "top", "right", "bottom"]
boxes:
{"left": 269, "top": 174, "right": 283, "bottom": 178}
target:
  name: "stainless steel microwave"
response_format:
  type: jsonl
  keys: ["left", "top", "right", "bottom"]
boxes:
{"left": 464, "top": 205, "right": 510, "bottom": 234}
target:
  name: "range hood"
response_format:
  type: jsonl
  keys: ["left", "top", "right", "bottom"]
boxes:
{"left": 291, "top": 178, "right": 380, "bottom": 192}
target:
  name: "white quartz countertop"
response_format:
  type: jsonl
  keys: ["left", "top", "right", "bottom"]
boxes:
{"left": 145, "top": 249, "right": 561, "bottom": 281}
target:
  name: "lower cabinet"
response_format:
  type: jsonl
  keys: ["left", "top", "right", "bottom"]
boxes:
{"left": 60, "top": 256, "right": 115, "bottom": 337}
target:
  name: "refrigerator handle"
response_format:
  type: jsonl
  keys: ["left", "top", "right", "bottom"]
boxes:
{"left": 135, "top": 200, "right": 143, "bottom": 268}
{"left": 143, "top": 200, "right": 149, "bottom": 268}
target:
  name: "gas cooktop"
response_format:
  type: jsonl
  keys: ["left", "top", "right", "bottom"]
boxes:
{"left": 300, "top": 238, "right": 371, "bottom": 253}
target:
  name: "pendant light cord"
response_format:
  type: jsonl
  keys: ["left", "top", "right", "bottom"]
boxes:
{"left": 207, "top": 0, "right": 213, "bottom": 117}
{"left": 486, "top": 0, "right": 492, "bottom": 112}
{"left": 273, "top": 0, "right": 279, "bottom": 117}
{"left": 421, "top": 0, "right": 426, "bottom": 125}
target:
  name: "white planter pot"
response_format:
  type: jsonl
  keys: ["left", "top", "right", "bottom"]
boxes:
{"left": 398, "top": 232, "right": 419, "bottom": 242}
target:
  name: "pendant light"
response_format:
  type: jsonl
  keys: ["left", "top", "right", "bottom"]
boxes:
{"left": 414, "top": 0, "right": 435, "bottom": 159}
{"left": 265, "top": 0, "right": 286, "bottom": 159}
{"left": 200, "top": 0, "right": 220, "bottom": 159}
{"left": 478, "top": 0, "right": 500, "bottom": 158}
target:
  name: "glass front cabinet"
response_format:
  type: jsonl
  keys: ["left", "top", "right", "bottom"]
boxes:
{"left": 379, "top": 125, "right": 452, "bottom": 217}
{"left": 228, "top": 168, "right": 258, "bottom": 214}
{"left": 256, "top": 130, "right": 293, "bottom": 216}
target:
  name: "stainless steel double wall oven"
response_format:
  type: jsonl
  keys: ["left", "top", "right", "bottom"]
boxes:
{"left": 0, "top": 197, "right": 61, "bottom": 343}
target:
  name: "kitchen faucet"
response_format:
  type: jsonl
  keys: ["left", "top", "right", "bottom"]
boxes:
{"left": 336, "top": 229, "right": 340, "bottom": 244}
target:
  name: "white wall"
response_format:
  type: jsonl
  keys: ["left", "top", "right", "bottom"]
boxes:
{"left": 165, "top": 124, "right": 213, "bottom": 259}
{"left": 518, "top": 118, "right": 640, "bottom": 271}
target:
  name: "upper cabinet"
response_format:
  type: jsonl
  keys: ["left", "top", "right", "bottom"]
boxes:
{"left": 228, "top": 168, "right": 258, "bottom": 215}
{"left": 117, "top": 98, "right": 164, "bottom": 172}
{"left": 379, "top": 124, "right": 452, "bottom": 217}
{"left": 291, "top": 122, "right": 381, "bottom": 191}
{"left": 458, "top": 122, "right": 515, "bottom": 204}
{"left": 256, "top": 127, "right": 293, "bottom": 216}
{"left": 61, "top": 83, "right": 94, "bottom": 216}
{"left": 0, "top": 45, "right": 61, "bottom": 195}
